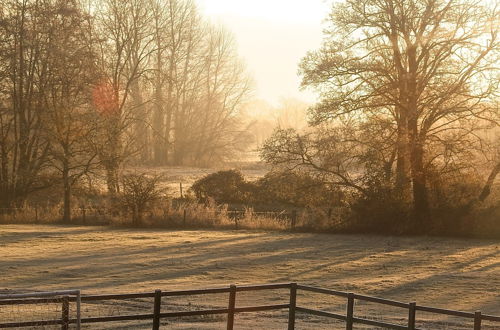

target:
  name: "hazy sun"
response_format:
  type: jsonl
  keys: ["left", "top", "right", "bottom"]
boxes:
{"left": 199, "top": 0, "right": 329, "bottom": 24}
{"left": 198, "top": 0, "right": 332, "bottom": 105}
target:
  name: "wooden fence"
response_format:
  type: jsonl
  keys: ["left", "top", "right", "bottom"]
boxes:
{"left": 1, "top": 283, "right": 499, "bottom": 329}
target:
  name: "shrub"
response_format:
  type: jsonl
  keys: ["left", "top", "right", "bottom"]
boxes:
{"left": 121, "top": 173, "right": 165, "bottom": 226}
{"left": 190, "top": 169, "right": 342, "bottom": 208}
{"left": 426, "top": 170, "right": 499, "bottom": 236}
{"left": 190, "top": 170, "right": 251, "bottom": 204}
{"left": 349, "top": 188, "right": 412, "bottom": 234}
{"left": 254, "top": 170, "right": 342, "bottom": 207}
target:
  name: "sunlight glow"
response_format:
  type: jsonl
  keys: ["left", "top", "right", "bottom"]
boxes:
{"left": 198, "top": 0, "right": 333, "bottom": 105}
{"left": 199, "top": 0, "right": 328, "bottom": 24}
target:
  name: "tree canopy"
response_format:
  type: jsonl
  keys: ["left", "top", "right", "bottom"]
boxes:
{"left": 264, "top": 0, "right": 500, "bottom": 228}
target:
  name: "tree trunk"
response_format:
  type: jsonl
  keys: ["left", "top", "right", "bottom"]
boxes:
{"left": 479, "top": 162, "right": 500, "bottom": 201}
{"left": 152, "top": 53, "right": 167, "bottom": 165}
{"left": 104, "top": 113, "right": 121, "bottom": 194}
{"left": 409, "top": 121, "right": 430, "bottom": 227}
{"left": 164, "top": 105, "right": 172, "bottom": 164}
{"left": 62, "top": 165, "right": 71, "bottom": 223}
{"left": 172, "top": 115, "right": 184, "bottom": 166}
{"left": 407, "top": 44, "right": 430, "bottom": 228}
{"left": 131, "top": 78, "right": 148, "bottom": 162}
{"left": 152, "top": 98, "right": 166, "bottom": 164}
{"left": 105, "top": 163, "right": 119, "bottom": 194}
{"left": 132, "top": 205, "right": 142, "bottom": 227}
{"left": 395, "top": 111, "right": 411, "bottom": 197}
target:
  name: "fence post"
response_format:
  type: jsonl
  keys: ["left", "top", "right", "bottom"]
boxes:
{"left": 227, "top": 284, "right": 236, "bottom": 330}
{"left": 180, "top": 182, "right": 183, "bottom": 198}
{"left": 81, "top": 207, "right": 86, "bottom": 225}
{"left": 291, "top": 210, "right": 297, "bottom": 231}
{"left": 153, "top": 289, "right": 162, "bottom": 330}
{"left": 183, "top": 209, "right": 187, "bottom": 226}
{"left": 61, "top": 296, "right": 69, "bottom": 330}
{"left": 76, "top": 291, "right": 81, "bottom": 330}
{"left": 408, "top": 302, "right": 416, "bottom": 330}
{"left": 288, "top": 283, "right": 297, "bottom": 330}
{"left": 474, "top": 311, "right": 482, "bottom": 330}
{"left": 346, "top": 293, "right": 354, "bottom": 330}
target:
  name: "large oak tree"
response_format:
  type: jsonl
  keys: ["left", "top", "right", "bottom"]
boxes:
{"left": 297, "top": 0, "right": 499, "bottom": 225}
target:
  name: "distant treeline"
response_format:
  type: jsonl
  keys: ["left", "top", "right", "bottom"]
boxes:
{"left": 1, "top": 0, "right": 499, "bottom": 236}
{"left": 0, "top": 0, "right": 251, "bottom": 215}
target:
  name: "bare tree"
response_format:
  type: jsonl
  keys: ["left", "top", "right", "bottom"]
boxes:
{"left": 299, "top": 0, "right": 499, "bottom": 225}
{"left": 479, "top": 132, "right": 500, "bottom": 202}
{"left": 93, "top": 0, "right": 155, "bottom": 193}
{"left": 121, "top": 172, "right": 164, "bottom": 226}
{"left": 148, "top": 1, "right": 252, "bottom": 166}
{"left": 0, "top": 0, "right": 55, "bottom": 206}
{"left": 0, "top": 0, "right": 253, "bottom": 212}
{"left": 42, "top": 0, "right": 100, "bottom": 222}
{"left": 189, "top": 25, "right": 252, "bottom": 166}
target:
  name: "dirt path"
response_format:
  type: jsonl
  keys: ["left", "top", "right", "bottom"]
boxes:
{"left": 1, "top": 225, "right": 499, "bottom": 328}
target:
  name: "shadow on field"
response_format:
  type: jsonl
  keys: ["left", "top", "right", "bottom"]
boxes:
{"left": 1, "top": 225, "right": 498, "bottom": 315}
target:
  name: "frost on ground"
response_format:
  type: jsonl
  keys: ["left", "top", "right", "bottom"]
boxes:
{"left": 0, "top": 225, "right": 499, "bottom": 329}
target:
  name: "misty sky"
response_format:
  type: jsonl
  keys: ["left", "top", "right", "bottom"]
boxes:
{"left": 198, "top": 0, "right": 333, "bottom": 106}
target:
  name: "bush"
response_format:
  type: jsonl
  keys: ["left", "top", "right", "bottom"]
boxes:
{"left": 121, "top": 173, "right": 165, "bottom": 226}
{"left": 349, "top": 188, "right": 412, "bottom": 234}
{"left": 468, "top": 201, "right": 500, "bottom": 238}
{"left": 190, "top": 170, "right": 251, "bottom": 204}
{"left": 254, "top": 170, "right": 342, "bottom": 207}
{"left": 190, "top": 169, "right": 342, "bottom": 208}
{"left": 426, "top": 170, "right": 500, "bottom": 237}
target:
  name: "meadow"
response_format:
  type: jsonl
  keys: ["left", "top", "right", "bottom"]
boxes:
{"left": 1, "top": 225, "right": 499, "bottom": 328}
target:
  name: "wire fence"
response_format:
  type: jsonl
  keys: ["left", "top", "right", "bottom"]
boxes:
{"left": 0, "top": 206, "right": 301, "bottom": 230}
{"left": 1, "top": 283, "right": 499, "bottom": 329}
{"left": 0, "top": 291, "right": 81, "bottom": 329}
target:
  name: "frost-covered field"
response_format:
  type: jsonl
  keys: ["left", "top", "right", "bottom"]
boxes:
{"left": 1, "top": 225, "right": 499, "bottom": 329}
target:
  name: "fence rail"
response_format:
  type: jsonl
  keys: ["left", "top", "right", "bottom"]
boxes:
{"left": 1, "top": 283, "right": 498, "bottom": 329}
